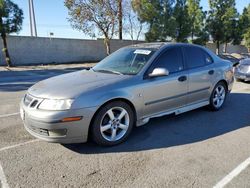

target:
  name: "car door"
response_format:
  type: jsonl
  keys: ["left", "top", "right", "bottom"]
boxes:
{"left": 141, "top": 47, "right": 188, "bottom": 117}
{"left": 183, "top": 46, "right": 214, "bottom": 105}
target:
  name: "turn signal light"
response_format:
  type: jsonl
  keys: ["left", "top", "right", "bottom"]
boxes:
{"left": 61, "top": 116, "right": 83, "bottom": 122}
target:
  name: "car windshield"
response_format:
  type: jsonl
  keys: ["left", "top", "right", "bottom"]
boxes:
{"left": 92, "top": 47, "right": 156, "bottom": 75}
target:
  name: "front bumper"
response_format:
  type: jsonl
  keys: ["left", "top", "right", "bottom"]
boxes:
{"left": 234, "top": 71, "right": 250, "bottom": 81}
{"left": 20, "top": 100, "right": 98, "bottom": 144}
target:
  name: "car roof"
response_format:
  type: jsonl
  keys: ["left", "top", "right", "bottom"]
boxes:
{"left": 129, "top": 42, "right": 205, "bottom": 50}
{"left": 129, "top": 42, "right": 169, "bottom": 49}
{"left": 128, "top": 42, "right": 219, "bottom": 60}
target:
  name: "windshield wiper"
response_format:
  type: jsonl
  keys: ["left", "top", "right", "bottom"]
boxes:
{"left": 93, "top": 69, "right": 123, "bottom": 75}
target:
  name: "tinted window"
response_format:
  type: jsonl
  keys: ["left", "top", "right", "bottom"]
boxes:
{"left": 152, "top": 47, "right": 184, "bottom": 73}
{"left": 185, "top": 47, "right": 212, "bottom": 68}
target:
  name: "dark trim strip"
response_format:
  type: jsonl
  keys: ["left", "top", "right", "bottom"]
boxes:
{"left": 145, "top": 92, "right": 186, "bottom": 106}
{"left": 145, "top": 86, "right": 210, "bottom": 106}
{"left": 187, "top": 86, "right": 210, "bottom": 95}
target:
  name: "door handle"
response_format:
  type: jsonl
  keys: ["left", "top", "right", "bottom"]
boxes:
{"left": 208, "top": 70, "right": 214, "bottom": 75}
{"left": 178, "top": 76, "right": 187, "bottom": 82}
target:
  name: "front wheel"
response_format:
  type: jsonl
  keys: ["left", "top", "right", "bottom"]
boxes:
{"left": 91, "top": 101, "right": 135, "bottom": 146}
{"left": 209, "top": 82, "right": 227, "bottom": 111}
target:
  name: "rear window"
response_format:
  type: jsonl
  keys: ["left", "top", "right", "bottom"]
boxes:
{"left": 185, "top": 46, "right": 213, "bottom": 69}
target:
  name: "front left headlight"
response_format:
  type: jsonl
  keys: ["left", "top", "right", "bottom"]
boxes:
{"left": 38, "top": 99, "right": 74, "bottom": 110}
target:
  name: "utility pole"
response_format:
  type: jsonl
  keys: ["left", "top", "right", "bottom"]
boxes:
{"left": 28, "top": 0, "right": 37, "bottom": 37}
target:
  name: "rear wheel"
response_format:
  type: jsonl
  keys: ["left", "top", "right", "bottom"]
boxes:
{"left": 209, "top": 82, "right": 227, "bottom": 111}
{"left": 91, "top": 101, "right": 135, "bottom": 146}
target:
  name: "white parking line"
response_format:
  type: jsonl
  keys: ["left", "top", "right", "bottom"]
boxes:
{"left": 0, "top": 162, "right": 9, "bottom": 188}
{"left": 0, "top": 112, "right": 19, "bottom": 118}
{"left": 0, "top": 139, "right": 39, "bottom": 152}
{"left": 214, "top": 157, "right": 250, "bottom": 188}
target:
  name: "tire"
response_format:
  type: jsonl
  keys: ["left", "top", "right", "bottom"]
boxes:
{"left": 91, "top": 101, "right": 135, "bottom": 146}
{"left": 209, "top": 82, "right": 227, "bottom": 111}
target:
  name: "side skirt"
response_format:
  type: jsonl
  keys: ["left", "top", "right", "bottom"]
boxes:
{"left": 136, "top": 100, "right": 209, "bottom": 126}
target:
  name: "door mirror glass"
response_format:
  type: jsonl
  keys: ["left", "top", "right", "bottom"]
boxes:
{"left": 148, "top": 68, "right": 169, "bottom": 78}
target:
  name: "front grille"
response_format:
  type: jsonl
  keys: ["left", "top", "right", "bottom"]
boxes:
{"left": 30, "top": 100, "right": 38, "bottom": 107}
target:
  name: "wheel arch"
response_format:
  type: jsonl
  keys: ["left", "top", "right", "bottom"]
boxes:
{"left": 215, "top": 79, "right": 228, "bottom": 92}
{"left": 88, "top": 98, "right": 137, "bottom": 141}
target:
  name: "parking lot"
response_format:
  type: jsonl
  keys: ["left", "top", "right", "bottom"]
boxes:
{"left": 0, "top": 65, "right": 249, "bottom": 188}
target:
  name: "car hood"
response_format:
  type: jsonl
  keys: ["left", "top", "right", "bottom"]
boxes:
{"left": 28, "top": 70, "right": 128, "bottom": 99}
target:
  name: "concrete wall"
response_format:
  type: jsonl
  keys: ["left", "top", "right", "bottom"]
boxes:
{"left": 0, "top": 36, "right": 248, "bottom": 66}
{"left": 206, "top": 42, "right": 248, "bottom": 54}
{"left": 0, "top": 36, "right": 143, "bottom": 66}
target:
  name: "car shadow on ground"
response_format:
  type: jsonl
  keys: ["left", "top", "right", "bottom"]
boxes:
{"left": 63, "top": 92, "right": 250, "bottom": 154}
{"left": 0, "top": 67, "right": 85, "bottom": 92}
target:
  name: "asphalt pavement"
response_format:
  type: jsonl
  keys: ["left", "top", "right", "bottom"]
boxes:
{"left": 0, "top": 65, "right": 249, "bottom": 188}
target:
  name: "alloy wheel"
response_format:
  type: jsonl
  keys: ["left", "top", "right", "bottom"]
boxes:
{"left": 100, "top": 107, "right": 130, "bottom": 142}
{"left": 213, "top": 85, "right": 226, "bottom": 108}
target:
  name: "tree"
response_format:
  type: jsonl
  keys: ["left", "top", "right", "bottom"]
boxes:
{"left": 207, "top": 0, "right": 238, "bottom": 54}
{"left": 173, "top": 0, "right": 191, "bottom": 42}
{"left": 187, "top": 0, "right": 203, "bottom": 42}
{"left": 122, "top": 1, "right": 145, "bottom": 41}
{"left": 240, "top": 4, "right": 250, "bottom": 51}
{"left": 0, "top": 0, "right": 23, "bottom": 67}
{"left": 126, "top": 13, "right": 145, "bottom": 41}
{"left": 239, "top": 5, "right": 250, "bottom": 34}
{"left": 65, "top": 0, "right": 118, "bottom": 55}
{"left": 238, "top": 4, "right": 250, "bottom": 46}
{"left": 243, "top": 30, "right": 250, "bottom": 52}
{"left": 221, "top": 6, "right": 239, "bottom": 52}
{"left": 132, "top": 0, "right": 176, "bottom": 42}
{"left": 133, "top": 0, "right": 193, "bottom": 42}
{"left": 118, "top": 0, "right": 123, "bottom": 40}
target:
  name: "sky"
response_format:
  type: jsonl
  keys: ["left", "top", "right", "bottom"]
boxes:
{"left": 12, "top": 0, "right": 250, "bottom": 40}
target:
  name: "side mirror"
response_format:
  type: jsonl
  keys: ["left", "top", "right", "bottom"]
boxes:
{"left": 148, "top": 68, "right": 169, "bottom": 78}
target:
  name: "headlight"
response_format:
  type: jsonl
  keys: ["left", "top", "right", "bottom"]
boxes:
{"left": 38, "top": 99, "right": 74, "bottom": 110}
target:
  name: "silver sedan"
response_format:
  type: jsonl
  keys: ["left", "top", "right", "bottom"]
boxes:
{"left": 20, "top": 43, "right": 234, "bottom": 146}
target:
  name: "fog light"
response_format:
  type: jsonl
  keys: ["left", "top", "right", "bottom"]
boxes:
{"left": 49, "top": 129, "right": 67, "bottom": 137}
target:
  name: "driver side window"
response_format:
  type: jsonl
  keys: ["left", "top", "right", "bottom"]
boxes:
{"left": 153, "top": 47, "right": 184, "bottom": 74}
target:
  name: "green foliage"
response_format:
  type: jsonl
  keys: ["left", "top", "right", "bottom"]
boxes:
{"left": 187, "top": 0, "right": 205, "bottom": 42}
{"left": 192, "top": 30, "right": 209, "bottom": 45}
{"left": 173, "top": 0, "right": 191, "bottom": 42}
{"left": 65, "top": 0, "right": 118, "bottom": 37}
{"left": 0, "top": 0, "right": 23, "bottom": 34}
{"left": 132, "top": 0, "right": 208, "bottom": 43}
{"left": 207, "top": 0, "right": 239, "bottom": 52}
{"left": 222, "top": 6, "right": 239, "bottom": 44}
{"left": 239, "top": 4, "right": 250, "bottom": 49}
{"left": 0, "top": 0, "right": 23, "bottom": 66}
{"left": 132, "top": 0, "right": 175, "bottom": 42}
{"left": 0, "top": 0, "right": 23, "bottom": 35}
{"left": 65, "top": 0, "right": 119, "bottom": 55}
{"left": 243, "top": 29, "right": 250, "bottom": 49}
{"left": 239, "top": 5, "right": 250, "bottom": 34}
